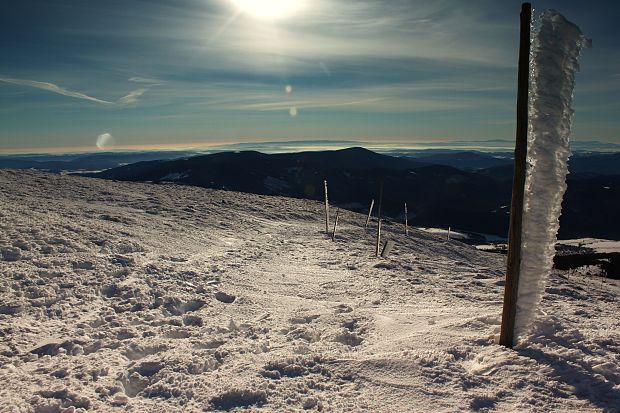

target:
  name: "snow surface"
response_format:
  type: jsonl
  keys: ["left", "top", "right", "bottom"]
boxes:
{"left": 516, "top": 10, "right": 590, "bottom": 340}
{"left": 417, "top": 228, "right": 469, "bottom": 241}
{"left": 558, "top": 239, "right": 620, "bottom": 254}
{"left": 0, "top": 169, "right": 619, "bottom": 412}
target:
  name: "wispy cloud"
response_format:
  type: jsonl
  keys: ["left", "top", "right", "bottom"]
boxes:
{"left": 228, "top": 94, "right": 475, "bottom": 114}
{"left": 119, "top": 88, "right": 148, "bottom": 104}
{"left": 240, "top": 97, "right": 384, "bottom": 110}
{"left": 0, "top": 76, "right": 113, "bottom": 105}
{"left": 478, "top": 119, "right": 515, "bottom": 126}
{"left": 128, "top": 76, "right": 164, "bottom": 85}
{"left": 0, "top": 76, "right": 148, "bottom": 106}
{"left": 168, "top": 76, "right": 512, "bottom": 114}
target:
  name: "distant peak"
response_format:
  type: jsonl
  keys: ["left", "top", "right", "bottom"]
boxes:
{"left": 335, "top": 147, "right": 376, "bottom": 154}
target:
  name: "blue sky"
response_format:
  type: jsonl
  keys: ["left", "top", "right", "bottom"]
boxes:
{"left": 0, "top": 0, "right": 618, "bottom": 153}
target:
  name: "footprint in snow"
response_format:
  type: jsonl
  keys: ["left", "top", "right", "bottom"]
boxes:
{"left": 334, "top": 304, "right": 353, "bottom": 314}
{"left": 333, "top": 330, "right": 363, "bottom": 347}
{"left": 215, "top": 291, "right": 236, "bottom": 304}
{"left": 290, "top": 314, "right": 320, "bottom": 324}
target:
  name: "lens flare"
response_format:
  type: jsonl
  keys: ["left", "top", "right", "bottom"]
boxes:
{"left": 96, "top": 132, "right": 115, "bottom": 150}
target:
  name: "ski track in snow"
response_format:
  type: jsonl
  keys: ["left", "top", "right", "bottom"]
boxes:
{"left": 0, "top": 170, "right": 618, "bottom": 412}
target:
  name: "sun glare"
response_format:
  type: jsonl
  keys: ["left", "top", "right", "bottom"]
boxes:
{"left": 230, "top": 0, "right": 306, "bottom": 20}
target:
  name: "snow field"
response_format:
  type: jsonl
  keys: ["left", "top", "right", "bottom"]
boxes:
{"left": 0, "top": 169, "right": 618, "bottom": 412}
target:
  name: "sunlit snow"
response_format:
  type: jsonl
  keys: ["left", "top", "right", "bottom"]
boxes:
{"left": 0, "top": 170, "right": 618, "bottom": 411}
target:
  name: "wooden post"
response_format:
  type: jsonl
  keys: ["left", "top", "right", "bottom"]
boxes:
{"left": 500, "top": 2, "right": 532, "bottom": 349}
{"left": 376, "top": 219, "right": 382, "bottom": 257}
{"left": 375, "top": 181, "right": 384, "bottom": 256}
{"left": 324, "top": 180, "right": 330, "bottom": 235}
{"left": 404, "top": 202, "right": 409, "bottom": 235}
{"left": 365, "top": 199, "right": 374, "bottom": 228}
{"left": 332, "top": 209, "right": 340, "bottom": 241}
{"left": 381, "top": 240, "right": 395, "bottom": 258}
{"left": 447, "top": 226, "right": 451, "bottom": 241}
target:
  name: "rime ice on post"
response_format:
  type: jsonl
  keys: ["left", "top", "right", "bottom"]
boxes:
{"left": 404, "top": 202, "right": 409, "bottom": 235}
{"left": 375, "top": 182, "right": 383, "bottom": 257}
{"left": 514, "top": 10, "right": 590, "bottom": 340}
{"left": 324, "top": 180, "right": 330, "bottom": 235}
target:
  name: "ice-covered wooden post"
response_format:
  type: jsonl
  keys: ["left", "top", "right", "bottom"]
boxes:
{"left": 332, "top": 209, "right": 340, "bottom": 241}
{"left": 365, "top": 199, "right": 374, "bottom": 228}
{"left": 404, "top": 202, "right": 409, "bottom": 235}
{"left": 324, "top": 180, "right": 330, "bottom": 235}
{"left": 375, "top": 182, "right": 383, "bottom": 257}
{"left": 500, "top": 2, "right": 531, "bottom": 349}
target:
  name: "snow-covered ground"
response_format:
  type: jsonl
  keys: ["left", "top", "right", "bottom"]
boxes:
{"left": 0, "top": 169, "right": 618, "bottom": 412}
{"left": 558, "top": 239, "right": 620, "bottom": 254}
{"left": 417, "top": 227, "right": 469, "bottom": 241}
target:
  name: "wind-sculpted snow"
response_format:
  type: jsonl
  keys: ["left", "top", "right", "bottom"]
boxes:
{"left": 0, "top": 170, "right": 618, "bottom": 412}
{"left": 516, "top": 10, "right": 590, "bottom": 339}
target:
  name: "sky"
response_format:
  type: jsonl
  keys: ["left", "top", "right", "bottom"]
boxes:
{"left": 0, "top": 0, "right": 619, "bottom": 153}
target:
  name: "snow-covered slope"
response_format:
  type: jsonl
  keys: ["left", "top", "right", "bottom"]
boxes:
{"left": 0, "top": 170, "right": 618, "bottom": 412}
{"left": 559, "top": 239, "right": 620, "bottom": 254}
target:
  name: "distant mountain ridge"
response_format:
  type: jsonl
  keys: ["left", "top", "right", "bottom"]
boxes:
{"left": 4, "top": 146, "right": 620, "bottom": 175}
{"left": 0, "top": 151, "right": 197, "bottom": 172}
{"left": 88, "top": 147, "right": 620, "bottom": 240}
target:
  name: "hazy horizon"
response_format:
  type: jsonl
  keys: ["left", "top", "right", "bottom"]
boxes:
{"left": 1, "top": 137, "right": 619, "bottom": 157}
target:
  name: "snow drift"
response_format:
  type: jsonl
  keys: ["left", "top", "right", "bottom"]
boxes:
{"left": 515, "top": 10, "right": 590, "bottom": 339}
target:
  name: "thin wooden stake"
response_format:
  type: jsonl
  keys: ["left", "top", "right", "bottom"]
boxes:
{"left": 324, "top": 180, "right": 330, "bottom": 235}
{"left": 365, "top": 199, "right": 375, "bottom": 228}
{"left": 404, "top": 202, "right": 409, "bottom": 235}
{"left": 447, "top": 226, "right": 451, "bottom": 241}
{"left": 376, "top": 219, "right": 382, "bottom": 257}
{"left": 375, "top": 182, "right": 384, "bottom": 257}
{"left": 332, "top": 209, "right": 340, "bottom": 241}
{"left": 500, "top": 2, "right": 532, "bottom": 349}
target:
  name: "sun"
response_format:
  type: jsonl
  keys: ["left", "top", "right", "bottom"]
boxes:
{"left": 230, "top": 0, "right": 306, "bottom": 20}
